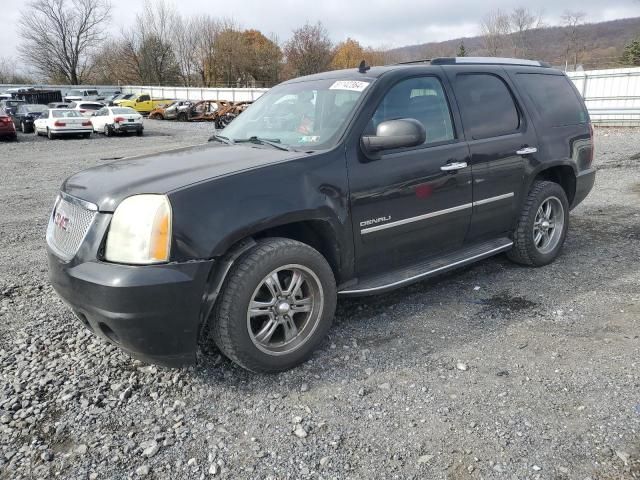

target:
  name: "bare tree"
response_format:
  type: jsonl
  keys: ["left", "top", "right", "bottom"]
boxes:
{"left": 561, "top": 10, "right": 587, "bottom": 70}
{"left": 283, "top": 22, "right": 333, "bottom": 77}
{"left": 18, "top": 0, "right": 111, "bottom": 84}
{"left": 0, "top": 57, "right": 33, "bottom": 84}
{"left": 172, "top": 15, "right": 199, "bottom": 86}
{"left": 510, "top": 7, "right": 544, "bottom": 57}
{"left": 480, "top": 10, "right": 512, "bottom": 56}
{"left": 120, "top": 0, "right": 180, "bottom": 85}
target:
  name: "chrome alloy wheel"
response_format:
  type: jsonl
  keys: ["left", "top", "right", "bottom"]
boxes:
{"left": 533, "top": 196, "right": 564, "bottom": 254}
{"left": 247, "top": 264, "right": 324, "bottom": 355}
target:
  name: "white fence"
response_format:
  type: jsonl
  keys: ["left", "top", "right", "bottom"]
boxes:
{"left": 567, "top": 67, "right": 640, "bottom": 126}
{"left": 120, "top": 85, "right": 268, "bottom": 102}
{"left": 4, "top": 67, "right": 640, "bottom": 125}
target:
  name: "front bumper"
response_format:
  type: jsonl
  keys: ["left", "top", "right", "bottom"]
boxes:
{"left": 47, "top": 210, "right": 214, "bottom": 367}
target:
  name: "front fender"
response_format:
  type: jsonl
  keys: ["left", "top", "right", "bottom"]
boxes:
{"left": 167, "top": 150, "right": 352, "bottom": 265}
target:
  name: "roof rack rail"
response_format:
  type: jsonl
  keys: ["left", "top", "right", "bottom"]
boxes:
{"left": 395, "top": 58, "right": 431, "bottom": 65}
{"left": 431, "top": 57, "right": 551, "bottom": 68}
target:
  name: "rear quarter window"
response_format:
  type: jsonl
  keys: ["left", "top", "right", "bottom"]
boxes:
{"left": 515, "top": 73, "right": 587, "bottom": 126}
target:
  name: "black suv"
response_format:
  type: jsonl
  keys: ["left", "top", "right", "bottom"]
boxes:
{"left": 47, "top": 57, "right": 595, "bottom": 372}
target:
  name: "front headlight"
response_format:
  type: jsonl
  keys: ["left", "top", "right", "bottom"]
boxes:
{"left": 105, "top": 195, "right": 172, "bottom": 264}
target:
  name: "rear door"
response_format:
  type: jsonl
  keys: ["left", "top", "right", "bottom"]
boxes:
{"left": 446, "top": 67, "right": 539, "bottom": 242}
{"left": 348, "top": 73, "right": 473, "bottom": 277}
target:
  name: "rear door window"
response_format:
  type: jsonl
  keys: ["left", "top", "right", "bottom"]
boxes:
{"left": 455, "top": 73, "right": 520, "bottom": 140}
{"left": 515, "top": 73, "right": 588, "bottom": 126}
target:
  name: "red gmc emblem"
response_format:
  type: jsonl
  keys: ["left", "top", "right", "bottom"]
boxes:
{"left": 54, "top": 211, "right": 71, "bottom": 232}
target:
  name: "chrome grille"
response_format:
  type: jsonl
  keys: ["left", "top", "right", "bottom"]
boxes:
{"left": 47, "top": 193, "right": 97, "bottom": 260}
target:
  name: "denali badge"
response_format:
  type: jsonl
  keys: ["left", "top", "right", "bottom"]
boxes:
{"left": 360, "top": 216, "right": 391, "bottom": 228}
{"left": 54, "top": 211, "right": 71, "bottom": 232}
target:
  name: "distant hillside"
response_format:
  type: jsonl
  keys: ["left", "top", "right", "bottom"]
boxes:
{"left": 388, "top": 17, "right": 640, "bottom": 70}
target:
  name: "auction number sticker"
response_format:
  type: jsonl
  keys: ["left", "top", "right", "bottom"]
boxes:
{"left": 329, "top": 80, "right": 370, "bottom": 92}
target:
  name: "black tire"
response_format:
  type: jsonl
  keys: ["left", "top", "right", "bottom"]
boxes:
{"left": 104, "top": 124, "right": 112, "bottom": 137}
{"left": 136, "top": 129, "right": 143, "bottom": 136}
{"left": 508, "top": 180, "right": 569, "bottom": 267}
{"left": 82, "top": 132, "right": 91, "bottom": 139}
{"left": 211, "top": 238, "right": 337, "bottom": 373}
{"left": 47, "top": 128, "right": 55, "bottom": 140}
{"left": 21, "top": 121, "right": 27, "bottom": 133}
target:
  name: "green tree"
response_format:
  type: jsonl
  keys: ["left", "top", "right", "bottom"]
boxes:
{"left": 621, "top": 38, "right": 640, "bottom": 66}
{"left": 457, "top": 41, "right": 467, "bottom": 57}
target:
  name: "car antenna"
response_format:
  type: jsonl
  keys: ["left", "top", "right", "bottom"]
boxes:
{"left": 358, "top": 60, "right": 371, "bottom": 73}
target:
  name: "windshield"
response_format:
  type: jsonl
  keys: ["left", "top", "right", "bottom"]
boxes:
{"left": 52, "top": 110, "right": 81, "bottom": 118}
{"left": 221, "top": 78, "right": 372, "bottom": 150}
{"left": 25, "top": 104, "right": 47, "bottom": 112}
{"left": 112, "top": 107, "right": 137, "bottom": 115}
{"left": 67, "top": 90, "right": 82, "bottom": 96}
{"left": 6, "top": 100, "right": 24, "bottom": 106}
{"left": 86, "top": 90, "right": 99, "bottom": 95}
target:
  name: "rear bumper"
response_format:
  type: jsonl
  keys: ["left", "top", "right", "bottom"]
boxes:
{"left": 47, "top": 248, "right": 214, "bottom": 367}
{"left": 0, "top": 125, "right": 16, "bottom": 136}
{"left": 571, "top": 168, "right": 596, "bottom": 209}
{"left": 113, "top": 123, "right": 143, "bottom": 132}
{"left": 51, "top": 128, "right": 92, "bottom": 135}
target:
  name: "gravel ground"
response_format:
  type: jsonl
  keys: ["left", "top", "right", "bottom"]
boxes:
{"left": 0, "top": 123, "right": 639, "bottom": 480}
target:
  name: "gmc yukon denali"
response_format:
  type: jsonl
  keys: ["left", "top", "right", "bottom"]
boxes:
{"left": 47, "top": 57, "right": 596, "bottom": 372}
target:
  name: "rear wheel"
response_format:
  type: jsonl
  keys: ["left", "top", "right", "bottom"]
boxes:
{"left": 104, "top": 124, "right": 112, "bottom": 137}
{"left": 21, "top": 121, "right": 27, "bottom": 133}
{"left": 508, "top": 180, "right": 569, "bottom": 266}
{"left": 211, "top": 238, "right": 337, "bottom": 373}
{"left": 47, "top": 128, "right": 55, "bottom": 140}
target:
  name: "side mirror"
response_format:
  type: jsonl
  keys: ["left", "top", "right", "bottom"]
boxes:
{"left": 361, "top": 118, "right": 426, "bottom": 155}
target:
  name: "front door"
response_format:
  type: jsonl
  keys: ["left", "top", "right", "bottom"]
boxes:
{"left": 347, "top": 74, "right": 473, "bottom": 277}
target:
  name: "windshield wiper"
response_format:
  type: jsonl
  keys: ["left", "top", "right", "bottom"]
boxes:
{"left": 233, "top": 136, "right": 292, "bottom": 151}
{"left": 208, "top": 134, "right": 234, "bottom": 145}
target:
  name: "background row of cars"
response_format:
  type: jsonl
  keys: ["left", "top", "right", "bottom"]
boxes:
{"left": 0, "top": 101, "right": 143, "bottom": 140}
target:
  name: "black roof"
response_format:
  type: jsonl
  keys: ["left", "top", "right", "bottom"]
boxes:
{"left": 283, "top": 57, "right": 555, "bottom": 85}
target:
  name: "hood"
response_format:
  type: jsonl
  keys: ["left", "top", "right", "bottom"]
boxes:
{"left": 62, "top": 142, "right": 303, "bottom": 211}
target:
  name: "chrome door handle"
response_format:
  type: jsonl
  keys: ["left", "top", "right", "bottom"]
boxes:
{"left": 516, "top": 147, "right": 538, "bottom": 155}
{"left": 440, "top": 162, "right": 468, "bottom": 171}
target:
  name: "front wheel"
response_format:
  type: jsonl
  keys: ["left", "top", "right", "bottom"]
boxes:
{"left": 211, "top": 238, "right": 337, "bottom": 373}
{"left": 508, "top": 180, "right": 569, "bottom": 266}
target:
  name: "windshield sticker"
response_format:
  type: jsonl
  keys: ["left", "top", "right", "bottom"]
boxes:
{"left": 329, "top": 80, "right": 370, "bottom": 92}
{"left": 299, "top": 135, "right": 320, "bottom": 143}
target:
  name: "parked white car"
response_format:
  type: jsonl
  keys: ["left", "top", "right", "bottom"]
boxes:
{"left": 68, "top": 101, "right": 104, "bottom": 117}
{"left": 91, "top": 106, "right": 144, "bottom": 136}
{"left": 33, "top": 109, "right": 93, "bottom": 139}
{"left": 64, "top": 89, "right": 100, "bottom": 102}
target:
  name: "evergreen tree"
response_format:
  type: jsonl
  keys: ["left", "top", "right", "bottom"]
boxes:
{"left": 621, "top": 38, "right": 640, "bottom": 66}
{"left": 457, "top": 41, "right": 467, "bottom": 57}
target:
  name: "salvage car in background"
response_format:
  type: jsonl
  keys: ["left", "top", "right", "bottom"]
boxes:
{"left": 0, "top": 107, "right": 17, "bottom": 140}
{"left": 10, "top": 103, "right": 47, "bottom": 133}
{"left": 69, "top": 101, "right": 104, "bottom": 117}
{"left": 64, "top": 89, "right": 101, "bottom": 102}
{"left": 115, "top": 94, "right": 173, "bottom": 115}
{"left": 91, "top": 106, "right": 144, "bottom": 136}
{"left": 149, "top": 100, "right": 192, "bottom": 120}
{"left": 0, "top": 98, "right": 25, "bottom": 116}
{"left": 34, "top": 109, "right": 92, "bottom": 139}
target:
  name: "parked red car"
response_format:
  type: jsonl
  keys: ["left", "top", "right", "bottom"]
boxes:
{"left": 0, "top": 108, "right": 17, "bottom": 140}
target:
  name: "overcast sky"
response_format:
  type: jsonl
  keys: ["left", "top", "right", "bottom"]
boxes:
{"left": 1, "top": 0, "right": 638, "bottom": 62}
